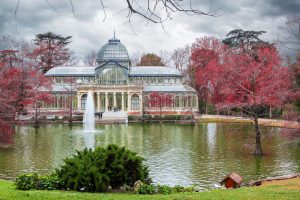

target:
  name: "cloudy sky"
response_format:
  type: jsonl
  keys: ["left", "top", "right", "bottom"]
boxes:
{"left": 0, "top": 0, "right": 299, "bottom": 59}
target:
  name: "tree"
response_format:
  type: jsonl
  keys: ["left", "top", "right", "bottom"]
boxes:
{"left": 190, "top": 36, "right": 225, "bottom": 114}
{"left": 137, "top": 53, "right": 164, "bottom": 66}
{"left": 32, "top": 32, "right": 72, "bottom": 73}
{"left": 278, "top": 15, "right": 300, "bottom": 52}
{"left": 217, "top": 46, "right": 292, "bottom": 156}
{"left": 148, "top": 92, "right": 172, "bottom": 121}
{"left": 84, "top": 50, "right": 98, "bottom": 67}
{"left": 171, "top": 45, "right": 191, "bottom": 71}
{"left": 222, "top": 29, "right": 269, "bottom": 49}
{"left": 0, "top": 63, "right": 20, "bottom": 144}
{"left": 130, "top": 51, "right": 142, "bottom": 67}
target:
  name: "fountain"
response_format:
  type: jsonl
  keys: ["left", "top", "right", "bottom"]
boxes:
{"left": 82, "top": 91, "right": 96, "bottom": 148}
{"left": 83, "top": 91, "right": 95, "bottom": 132}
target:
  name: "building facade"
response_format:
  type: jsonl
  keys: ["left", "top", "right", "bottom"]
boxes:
{"left": 45, "top": 36, "right": 198, "bottom": 116}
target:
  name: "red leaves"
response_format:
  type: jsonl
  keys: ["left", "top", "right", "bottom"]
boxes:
{"left": 191, "top": 36, "right": 293, "bottom": 116}
{"left": 30, "top": 40, "right": 70, "bottom": 74}
{"left": 148, "top": 92, "right": 173, "bottom": 108}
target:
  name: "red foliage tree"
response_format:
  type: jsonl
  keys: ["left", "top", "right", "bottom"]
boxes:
{"left": 32, "top": 32, "right": 71, "bottom": 74}
{"left": 0, "top": 63, "right": 21, "bottom": 144}
{"left": 217, "top": 46, "right": 292, "bottom": 156}
{"left": 192, "top": 36, "right": 293, "bottom": 155}
{"left": 148, "top": 92, "right": 172, "bottom": 120}
{"left": 191, "top": 36, "right": 225, "bottom": 114}
{"left": 0, "top": 36, "right": 53, "bottom": 144}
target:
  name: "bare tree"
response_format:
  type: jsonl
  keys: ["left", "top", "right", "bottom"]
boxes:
{"left": 130, "top": 51, "right": 142, "bottom": 66}
{"left": 158, "top": 50, "right": 172, "bottom": 67}
{"left": 171, "top": 45, "right": 191, "bottom": 71}
{"left": 15, "top": 1, "right": 217, "bottom": 25}
{"left": 84, "top": 50, "right": 98, "bottom": 67}
{"left": 278, "top": 15, "right": 300, "bottom": 52}
{"left": 124, "top": 0, "right": 217, "bottom": 23}
{"left": 64, "top": 51, "right": 80, "bottom": 66}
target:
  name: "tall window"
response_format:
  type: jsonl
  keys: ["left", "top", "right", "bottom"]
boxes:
{"left": 131, "top": 94, "right": 139, "bottom": 110}
{"left": 174, "top": 96, "right": 180, "bottom": 107}
{"left": 97, "top": 65, "right": 127, "bottom": 85}
{"left": 81, "top": 94, "right": 87, "bottom": 109}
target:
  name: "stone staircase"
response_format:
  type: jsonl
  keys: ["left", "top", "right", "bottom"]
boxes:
{"left": 100, "top": 111, "right": 128, "bottom": 123}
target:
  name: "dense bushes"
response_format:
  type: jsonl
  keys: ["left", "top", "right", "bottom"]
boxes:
{"left": 15, "top": 173, "right": 59, "bottom": 190}
{"left": 55, "top": 144, "right": 149, "bottom": 192}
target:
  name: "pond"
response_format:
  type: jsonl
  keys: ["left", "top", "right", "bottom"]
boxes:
{"left": 0, "top": 123, "right": 299, "bottom": 189}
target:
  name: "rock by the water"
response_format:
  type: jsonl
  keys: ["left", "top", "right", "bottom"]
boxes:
{"left": 133, "top": 180, "right": 143, "bottom": 192}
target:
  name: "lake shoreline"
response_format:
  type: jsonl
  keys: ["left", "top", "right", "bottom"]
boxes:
{"left": 196, "top": 114, "right": 300, "bottom": 129}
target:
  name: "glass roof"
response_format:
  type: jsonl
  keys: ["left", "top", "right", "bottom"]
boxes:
{"left": 129, "top": 66, "right": 181, "bottom": 76}
{"left": 144, "top": 84, "right": 196, "bottom": 92}
{"left": 45, "top": 66, "right": 95, "bottom": 76}
{"left": 97, "top": 36, "right": 130, "bottom": 62}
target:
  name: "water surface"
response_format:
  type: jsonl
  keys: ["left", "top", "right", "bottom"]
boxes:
{"left": 0, "top": 123, "right": 299, "bottom": 189}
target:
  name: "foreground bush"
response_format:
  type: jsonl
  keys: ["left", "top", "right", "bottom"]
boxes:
{"left": 55, "top": 144, "right": 149, "bottom": 192}
{"left": 15, "top": 173, "right": 59, "bottom": 190}
{"left": 15, "top": 173, "right": 38, "bottom": 190}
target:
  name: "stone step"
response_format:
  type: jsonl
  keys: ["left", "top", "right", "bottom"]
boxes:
{"left": 102, "top": 111, "right": 128, "bottom": 120}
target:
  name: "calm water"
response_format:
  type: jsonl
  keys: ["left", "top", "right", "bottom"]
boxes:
{"left": 0, "top": 123, "right": 299, "bottom": 189}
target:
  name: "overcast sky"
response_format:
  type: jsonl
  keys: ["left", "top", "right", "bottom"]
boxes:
{"left": 0, "top": 0, "right": 299, "bottom": 59}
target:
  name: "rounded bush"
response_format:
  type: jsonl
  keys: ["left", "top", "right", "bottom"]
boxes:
{"left": 55, "top": 144, "right": 149, "bottom": 192}
{"left": 15, "top": 173, "right": 38, "bottom": 190}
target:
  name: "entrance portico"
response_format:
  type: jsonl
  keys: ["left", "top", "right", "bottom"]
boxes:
{"left": 76, "top": 84, "right": 143, "bottom": 113}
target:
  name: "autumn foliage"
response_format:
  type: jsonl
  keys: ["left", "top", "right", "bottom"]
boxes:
{"left": 191, "top": 35, "right": 294, "bottom": 155}
{"left": 0, "top": 35, "right": 54, "bottom": 145}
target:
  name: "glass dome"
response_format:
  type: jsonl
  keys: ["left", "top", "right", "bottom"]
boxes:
{"left": 97, "top": 36, "right": 130, "bottom": 64}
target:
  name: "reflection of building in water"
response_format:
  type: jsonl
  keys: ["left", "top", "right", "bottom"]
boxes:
{"left": 207, "top": 123, "right": 217, "bottom": 154}
{"left": 43, "top": 35, "right": 198, "bottom": 117}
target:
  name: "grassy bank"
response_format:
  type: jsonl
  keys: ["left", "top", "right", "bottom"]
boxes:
{"left": 197, "top": 114, "right": 300, "bottom": 129}
{"left": 0, "top": 179, "right": 299, "bottom": 200}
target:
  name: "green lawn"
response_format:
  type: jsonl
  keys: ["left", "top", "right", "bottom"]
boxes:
{"left": 0, "top": 179, "right": 299, "bottom": 200}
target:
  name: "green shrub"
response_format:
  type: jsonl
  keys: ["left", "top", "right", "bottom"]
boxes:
{"left": 172, "top": 185, "right": 185, "bottom": 193}
{"left": 137, "top": 184, "right": 157, "bottom": 194}
{"left": 15, "top": 173, "right": 38, "bottom": 190}
{"left": 157, "top": 184, "right": 172, "bottom": 194}
{"left": 55, "top": 144, "right": 149, "bottom": 192}
{"left": 36, "top": 175, "right": 60, "bottom": 190}
{"left": 142, "top": 115, "right": 152, "bottom": 120}
{"left": 163, "top": 115, "right": 176, "bottom": 120}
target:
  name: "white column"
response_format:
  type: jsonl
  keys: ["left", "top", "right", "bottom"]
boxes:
{"left": 105, "top": 92, "right": 108, "bottom": 111}
{"left": 97, "top": 92, "right": 100, "bottom": 111}
{"left": 127, "top": 92, "right": 131, "bottom": 111}
{"left": 113, "top": 92, "right": 117, "bottom": 107}
{"left": 77, "top": 94, "right": 81, "bottom": 110}
{"left": 57, "top": 96, "right": 60, "bottom": 108}
{"left": 139, "top": 93, "right": 143, "bottom": 111}
{"left": 121, "top": 92, "right": 124, "bottom": 111}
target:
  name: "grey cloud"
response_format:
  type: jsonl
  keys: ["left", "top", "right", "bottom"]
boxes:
{"left": 0, "top": 0, "right": 297, "bottom": 59}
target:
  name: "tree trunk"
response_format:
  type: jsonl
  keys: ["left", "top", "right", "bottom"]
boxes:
{"left": 34, "top": 102, "right": 40, "bottom": 129}
{"left": 205, "top": 103, "right": 208, "bottom": 114}
{"left": 269, "top": 106, "right": 272, "bottom": 118}
{"left": 254, "top": 117, "right": 264, "bottom": 156}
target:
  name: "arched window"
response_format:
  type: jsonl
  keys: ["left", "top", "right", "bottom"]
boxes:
{"left": 81, "top": 94, "right": 87, "bottom": 109}
{"left": 131, "top": 94, "right": 139, "bottom": 110}
{"left": 59, "top": 96, "right": 64, "bottom": 108}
